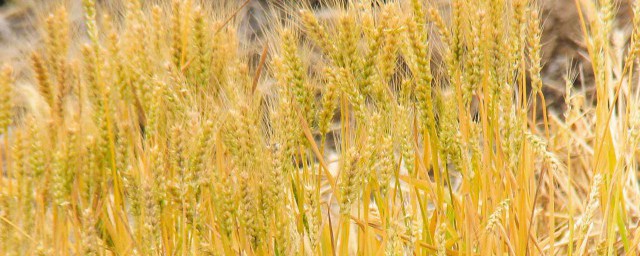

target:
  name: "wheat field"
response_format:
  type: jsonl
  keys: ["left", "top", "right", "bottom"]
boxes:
{"left": 1, "top": 0, "right": 640, "bottom": 255}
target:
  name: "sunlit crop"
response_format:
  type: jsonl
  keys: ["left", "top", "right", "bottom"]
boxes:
{"left": 1, "top": 0, "right": 640, "bottom": 255}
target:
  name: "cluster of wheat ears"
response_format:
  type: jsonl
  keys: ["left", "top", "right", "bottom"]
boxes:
{"left": 1, "top": 0, "right": 640, "bottom": 255}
